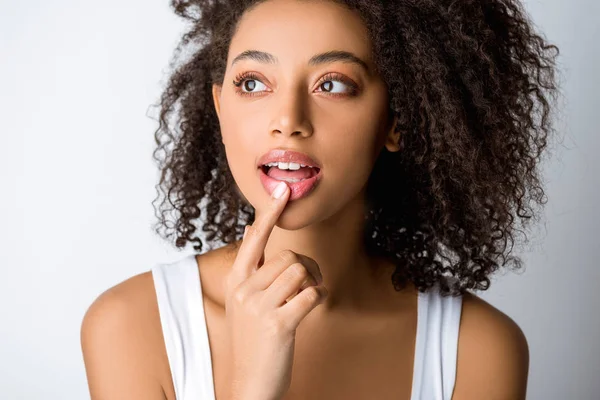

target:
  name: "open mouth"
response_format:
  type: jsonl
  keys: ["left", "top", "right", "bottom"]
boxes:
{"left": 258, "top": 163, "right": 322, "bottom": 200}
{"left": 259, "top": 164, "right": 321, "bottom": 182}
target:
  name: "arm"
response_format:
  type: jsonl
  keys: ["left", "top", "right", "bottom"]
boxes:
{"left": 80, "top": 273, "right": 167, "bottom": 400}
{"left": 452, "top": 292, "right": 530, "bottom": 400}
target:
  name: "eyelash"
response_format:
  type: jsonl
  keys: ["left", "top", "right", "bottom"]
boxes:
{"left": 232, "top": 71, "right": 359, "bottom": 98}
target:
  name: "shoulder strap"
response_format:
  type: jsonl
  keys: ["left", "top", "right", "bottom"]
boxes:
{"left": 151, "top": 255, "right": 216, "bottom": 400}
{"left": 411, "top": 285, "right": 463, "bottom": 400}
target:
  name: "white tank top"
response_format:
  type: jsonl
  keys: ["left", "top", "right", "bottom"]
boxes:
{"left": 151, "top": 254, "right": 463, "bottom": 400}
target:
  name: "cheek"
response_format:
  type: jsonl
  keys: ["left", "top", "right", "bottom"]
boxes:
{"left": 219, "top": 108, "right": 245, "bottom": 146}
{"left": 220, "top": 106, "right": 260, "bottom": 155}
{"left": 343, "top": 140, "right": 379, "bottom": 181}
{"left": 218, "top": 117, "right": 254, "bottom": 180}
{"left": 323, "top": 119, "right": 382, "bottom": 169}
{"left": 318, "top": 129, "right": 381, "bottom": 201}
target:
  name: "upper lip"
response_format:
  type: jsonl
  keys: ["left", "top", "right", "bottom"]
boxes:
{"left": 257, "top": 149, "right": 321, "bottom": 169}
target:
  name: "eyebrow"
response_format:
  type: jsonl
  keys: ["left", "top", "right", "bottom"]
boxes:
{"left": 230, "top": 49, "right": 371, "bottom": 74}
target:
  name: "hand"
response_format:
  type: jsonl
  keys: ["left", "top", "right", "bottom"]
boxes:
{"left": 223, "top": 181, "right": 328, "bottom": 400}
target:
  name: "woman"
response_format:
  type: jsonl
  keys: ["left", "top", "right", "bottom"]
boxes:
{"left": 81, "top": 0, "right": 560, "bottom": 399}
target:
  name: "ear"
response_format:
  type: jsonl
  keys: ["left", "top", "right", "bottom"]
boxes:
{"left": 384, "top": 111, "right": 401, "bottom": 152}
{"left": 212, "top": 83, "right": 222, "bottom": 121}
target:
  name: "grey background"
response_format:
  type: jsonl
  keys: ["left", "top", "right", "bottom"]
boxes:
{"left": 1, "top": 0, "right": 597, "bottom": 398}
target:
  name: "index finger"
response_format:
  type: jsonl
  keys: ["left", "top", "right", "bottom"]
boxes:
{"left": 230, "top": 181, "right": 290, "bottom": 284}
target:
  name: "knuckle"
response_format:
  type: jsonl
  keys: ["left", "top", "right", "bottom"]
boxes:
{"left": 278, "top": 249, "right": 298, "bottom": 264}
{"left": 246, "top": 299, "right": 262, "bottom": 317}
{"left": 304, "top": 286, "right": 321, "bottom": 303}
{"left": 233, "top": 290, "right": 262, "bottom": 315}
{"left": 289, "top": 263, "right": 308, "bottom": 279}
{"left": 299, "top": 277, "right": 311, "bottom": 290}
{"left": 232, "top": 287, "right": 248, "bottom": 305}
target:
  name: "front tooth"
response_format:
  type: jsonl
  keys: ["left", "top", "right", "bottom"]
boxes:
{"left": 267, "top": 161, "right": 311, "bottom": 170}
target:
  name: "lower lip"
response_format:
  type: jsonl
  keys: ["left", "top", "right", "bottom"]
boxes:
{"left": 258, "top": 167, "right": 322, "bottom": 201}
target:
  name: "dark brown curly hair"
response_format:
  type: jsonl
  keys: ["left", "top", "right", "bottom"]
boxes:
{"left": 150, "top": 0, "right": 561, "bottom": 296}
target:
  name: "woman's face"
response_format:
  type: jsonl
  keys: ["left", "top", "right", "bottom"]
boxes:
{"left": 212, "top": 0, "right": 398, "bottom": 229}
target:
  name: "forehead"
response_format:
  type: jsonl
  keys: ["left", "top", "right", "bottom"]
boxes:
{"left": 229, "top": 0, "right": 374, "bottom": 70}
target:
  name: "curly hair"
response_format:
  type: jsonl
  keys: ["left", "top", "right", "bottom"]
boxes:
{"left": 150, "top": 0, "right": 561, "bottom": 296}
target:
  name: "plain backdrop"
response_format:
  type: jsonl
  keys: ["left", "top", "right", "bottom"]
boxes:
{"left": 1, "top": 0, "right": 598, "bottom": 398}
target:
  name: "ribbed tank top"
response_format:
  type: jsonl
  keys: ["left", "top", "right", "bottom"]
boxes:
{"left": 151, "top": 254, "right": 463, "bottom": 400}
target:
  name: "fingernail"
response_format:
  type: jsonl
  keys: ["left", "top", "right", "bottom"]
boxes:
{"left": 272, "top": 181, "right": 288, "bottom": 199}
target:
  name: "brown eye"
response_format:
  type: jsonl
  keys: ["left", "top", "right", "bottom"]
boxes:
{"left": 232, "top": 72, "right": 268, "bottom": 97}
{"left": 321, "top": 81, "right": 334, "bottom": 92}
{"left": 240, "top": 78, "right": 266, "bottom": 94}
{"left": 316, "top": 73, "right": 359, "bottom": 97}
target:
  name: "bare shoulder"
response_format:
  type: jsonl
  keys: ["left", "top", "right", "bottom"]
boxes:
{"left": 80, "top": 270, "right": 170, "bottom": 399}
{"left": 452, "top": 291, "right": 530, "bottom": 400}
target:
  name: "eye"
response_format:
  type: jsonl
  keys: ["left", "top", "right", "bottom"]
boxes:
{"left": 318, "top": 81, "right": 345, "bottom": 94}
{"left": 315, "top": 73, "right": 359, "bottom": 97}
{"left": 232, "top": 71, "right": 359, "bottom": 98}
{"left": 232, "top": 72, "right": 268, "bottom": 96}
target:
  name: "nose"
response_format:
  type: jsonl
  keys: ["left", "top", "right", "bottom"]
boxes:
{"left": 267, "top": 88, "right": 314, "bottom": 138}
